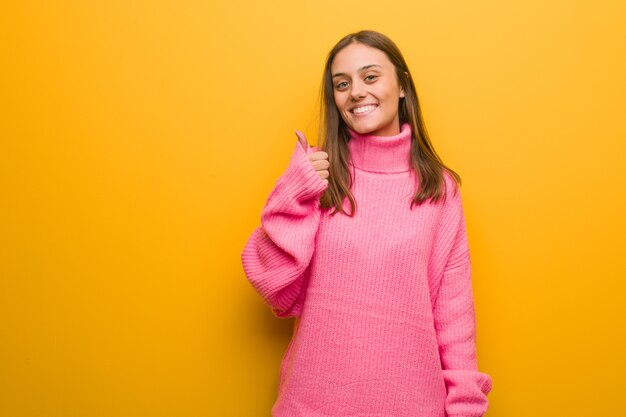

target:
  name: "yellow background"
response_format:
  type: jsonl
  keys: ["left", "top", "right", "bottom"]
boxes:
{"left": 1, "top": 1, "right": 625, "bottom": 416}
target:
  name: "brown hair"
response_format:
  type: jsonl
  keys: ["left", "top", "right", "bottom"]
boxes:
{"left": 316, "top": 30, "right": 461, "bottom": 216}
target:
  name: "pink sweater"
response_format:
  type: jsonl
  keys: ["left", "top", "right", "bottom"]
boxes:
{"left": 241, "top": 122, "right": 492, "bottom": 417}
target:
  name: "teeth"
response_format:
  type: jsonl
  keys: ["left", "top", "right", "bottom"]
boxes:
{"left": 352, "top": 105, "right": 376, "bottom": 114}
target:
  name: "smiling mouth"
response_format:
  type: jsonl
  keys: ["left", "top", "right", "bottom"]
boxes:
{"left": 351, "top": 104, "right": 378, "bottom": 116}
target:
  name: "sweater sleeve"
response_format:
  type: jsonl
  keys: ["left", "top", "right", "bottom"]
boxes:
{"left": 241, "top": 140, "right": 328, "bottom": 319}
{"left": 430, "top": 177, "right": 493, "bottom": 417}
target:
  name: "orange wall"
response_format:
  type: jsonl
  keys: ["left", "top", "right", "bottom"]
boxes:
{"left": 1, "top": 1, "right": 625, "bottom": 416}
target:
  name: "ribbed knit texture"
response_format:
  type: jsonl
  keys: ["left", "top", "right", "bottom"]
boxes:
{"left": 241, "top": 122, "right": 493, "bottom": 417}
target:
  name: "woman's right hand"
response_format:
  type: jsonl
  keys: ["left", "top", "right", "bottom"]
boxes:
{"left": 295, "top": 130, "right": 329, "bottom": 186}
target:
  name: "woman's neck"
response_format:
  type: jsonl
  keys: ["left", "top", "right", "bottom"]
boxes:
{"left": 346, "top": 122, "right": 412, "bottom": 173}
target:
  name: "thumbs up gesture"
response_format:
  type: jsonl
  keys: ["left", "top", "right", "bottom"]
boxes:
{"left": 295, "top": 130, "right": 330, "bottom": 186}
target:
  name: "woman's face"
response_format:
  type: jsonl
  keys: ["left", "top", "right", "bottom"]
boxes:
{"left": 331, "top": 42, "right": 405, "bottom": 137}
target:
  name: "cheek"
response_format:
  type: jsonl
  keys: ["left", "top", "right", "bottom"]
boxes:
{"left": 333, "top": 93, "right": 344, "bottom": 112}
{"left": 379, "top": 82, "right": 399, "bottom": 99}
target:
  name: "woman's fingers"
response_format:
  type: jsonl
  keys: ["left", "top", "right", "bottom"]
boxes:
{"left": 309, "top": 152, "right": 329, "bottom": 180}
{"left": 294, "top": 130, "right": 329, "bottom": 182}
{"left": 308, "top": 151, "right": 328, "bottom": 161}
{"left": 310, "top": 157, "right": 330, "bottom": 171}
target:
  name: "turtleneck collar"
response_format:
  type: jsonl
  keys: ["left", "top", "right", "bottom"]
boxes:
{"left": 347, "top": 122, "right": 413, "bottom": 173}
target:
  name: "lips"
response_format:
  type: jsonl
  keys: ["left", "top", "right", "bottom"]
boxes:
{"left": 350, "top": 104, "right": 378, "bottom": 115}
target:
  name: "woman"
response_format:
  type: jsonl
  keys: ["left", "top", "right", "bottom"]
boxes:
{"left": 241, "top": 30, "right": 493, "bottom": 417}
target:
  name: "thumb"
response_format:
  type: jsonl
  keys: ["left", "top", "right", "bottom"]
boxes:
{"left": 294, "top": 130, "right": 310, "bottom": 154}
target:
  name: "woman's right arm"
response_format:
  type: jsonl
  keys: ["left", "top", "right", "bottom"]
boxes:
{"left": 240, "top": 138, "right": 328, "bottom": 318}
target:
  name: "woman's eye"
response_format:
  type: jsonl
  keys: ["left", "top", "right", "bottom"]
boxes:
{"left": 336, "top": 81, "right": 349, "bottom": 89}
{"left": 365, "top": 75, "right": 378, "bottom": 81}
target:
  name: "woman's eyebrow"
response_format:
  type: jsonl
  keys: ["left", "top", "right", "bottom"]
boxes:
{"left": 332, "top": 64, "right": 382, "bottom": 78}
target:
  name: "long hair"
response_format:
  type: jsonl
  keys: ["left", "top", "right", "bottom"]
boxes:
{"left": 317, "top": 30, "right": 461, "bottom": 216}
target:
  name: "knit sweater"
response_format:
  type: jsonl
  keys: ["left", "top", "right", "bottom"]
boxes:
{"left": 241, "top": 122, "right": 492, "bottom": 417}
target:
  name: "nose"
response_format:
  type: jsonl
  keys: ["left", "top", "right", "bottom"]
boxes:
{"left": 350, "top": 79, "right": 366, "bottom": 100}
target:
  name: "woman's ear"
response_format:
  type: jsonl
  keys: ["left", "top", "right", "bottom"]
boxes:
{"left": 401, "top": 71, "right": 409, "bottom": 98}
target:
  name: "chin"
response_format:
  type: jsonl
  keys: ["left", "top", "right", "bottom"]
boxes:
{"left": 347, "top": 121, "right": 380, "bottom": 135}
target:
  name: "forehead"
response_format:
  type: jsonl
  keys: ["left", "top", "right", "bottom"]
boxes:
{"left": 331, "top": 42, "right": 393, "bottom": 73}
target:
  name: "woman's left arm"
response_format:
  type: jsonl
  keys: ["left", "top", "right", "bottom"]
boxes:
{"left": 430, "top": 177, "right": 493, "bottom": 417}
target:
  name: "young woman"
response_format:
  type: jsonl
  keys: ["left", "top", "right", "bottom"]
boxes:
{"left": 241, "top": 30, "right": 493, "bottom": 417}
